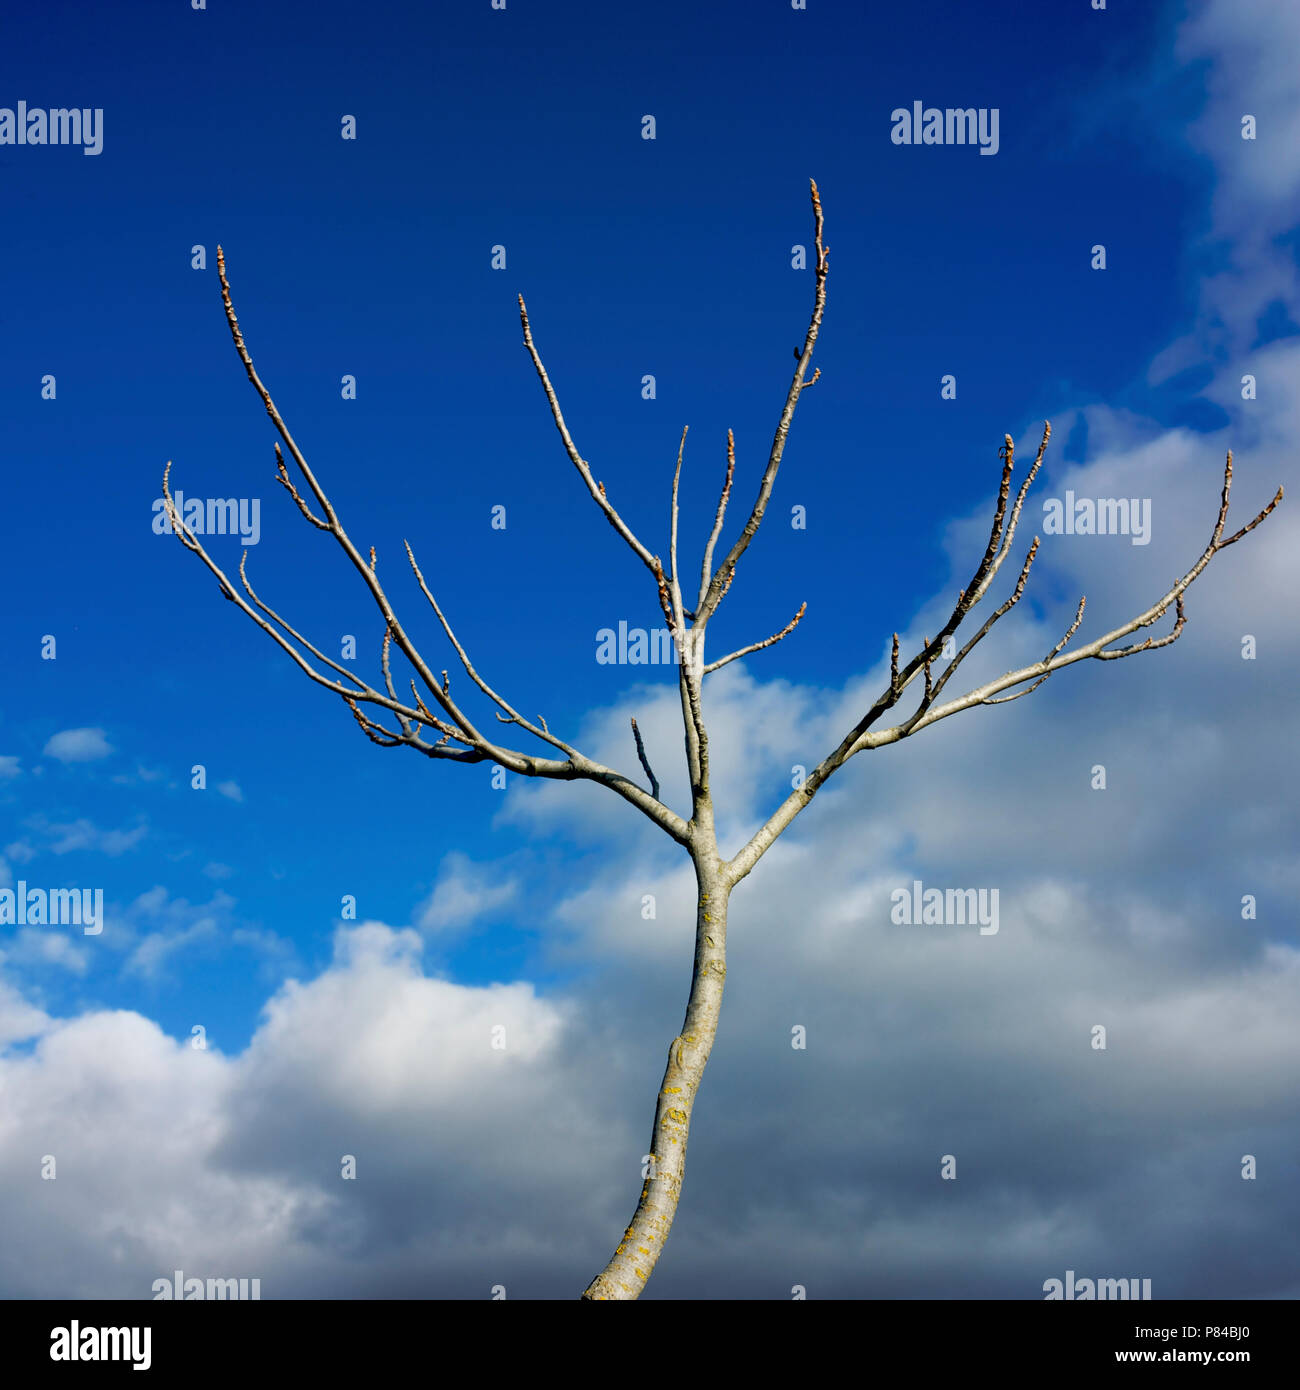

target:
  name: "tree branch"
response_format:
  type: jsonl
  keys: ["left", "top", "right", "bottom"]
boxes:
{"left": 696, "top": 179, "right": 829, "bottom": 624}
{"left": 518, "top": 292, "right": 663, "bottom": 585}
{"left": 170, "top": 466, "right": 696, "bottom": 842}
{"left": 697, "top": 429, "right": 737, "bottom": 612}
{"left": 163, "top": 469, "right": 501, "bottom": 757}
{"left": 703, "top": 601, "right": 807, "bottom": 675}
{"left": 667, "top": 426, "right": 690, "bottom": 632}
{"left": 981, "top": 593, "right": 1086, "bottom": 704}
{"left": 724, "top": 447, "right": 1281, "bottom": 886}
{"left": 630, "top": 717, "right": 661, "bottom": 802}
{"left": 402, "top": 539, "right": 579, "bottom": 760}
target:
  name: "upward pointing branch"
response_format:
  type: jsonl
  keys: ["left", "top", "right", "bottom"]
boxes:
{"left": 697, "top": 429, "right": 737, "bottom": 612}
{"left": 518, "top": 293, "right": 664, "bottom": 587}
{"left": 697, "top": 178, "right": 829, "bottom": 624}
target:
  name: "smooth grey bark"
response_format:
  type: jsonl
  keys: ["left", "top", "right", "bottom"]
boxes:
{"left": 583, "top": 841, "right": 728, "bottom": 1300}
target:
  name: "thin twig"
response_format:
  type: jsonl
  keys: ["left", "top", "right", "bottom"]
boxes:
{"left": 703, "top": 602, "right": 808, "bottom": 675}
{"left": 630, "top": 717, "right": 660, "bottom": 802}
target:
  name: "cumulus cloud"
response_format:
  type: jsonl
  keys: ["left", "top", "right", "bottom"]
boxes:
{"left": 0, "top": 924, "right": 618, "bottom": 1298}
{"left": 2, "top": 775, "right": 1297, "bottom": 1301}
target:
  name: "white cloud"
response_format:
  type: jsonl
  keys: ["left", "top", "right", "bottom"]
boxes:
{"left": 1178, "top": 0, "right": 1300, "bottom": 221}
{"left": 216, "top": 781, "right": 243, "bottom": 803}
{"left": 115, "top": 887, "right": 289, "bottom": 982}
{"left": 42, "top": 728, "right": 113, "bottom": 764}
{"left": 5, "top": 929, "right": 88, "bottom": 976}
{"left": 126, "top": 918, "right": 220, "bottom": 980}
{"left": 1145, "top": 0, "right": 1300, "bottom": 381}
{"left": 34, "top": 819, "right": 148, "bottom": 857}
{"left": 416, "top": 852, "right": 519, "bottom": 932}
{"left": 0, "top": 924, "right": 614, "bottom": 1298}
{"left": 0, "top": 978, "right": 52, "bottom": 1049}
{"left": 110, "top": 764, "right": 167, "bottom": 787}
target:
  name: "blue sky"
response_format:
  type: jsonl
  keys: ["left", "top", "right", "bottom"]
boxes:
{"left": 1, "top": 0, "right": 1297, "bottom": 1299}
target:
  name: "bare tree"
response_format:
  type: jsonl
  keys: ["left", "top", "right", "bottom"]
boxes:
{"left": 164, "top": 180, "right": 1281, "bottom": 1300}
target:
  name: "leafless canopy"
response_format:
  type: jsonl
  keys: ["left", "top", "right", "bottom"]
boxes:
{"left": 163, "top": 181, "right": 1281, "bottom": 887}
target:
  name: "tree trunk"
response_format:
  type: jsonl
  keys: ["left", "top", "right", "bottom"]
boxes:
{"left": 581, "top": 856, "right": 729, "bottom": 1299}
